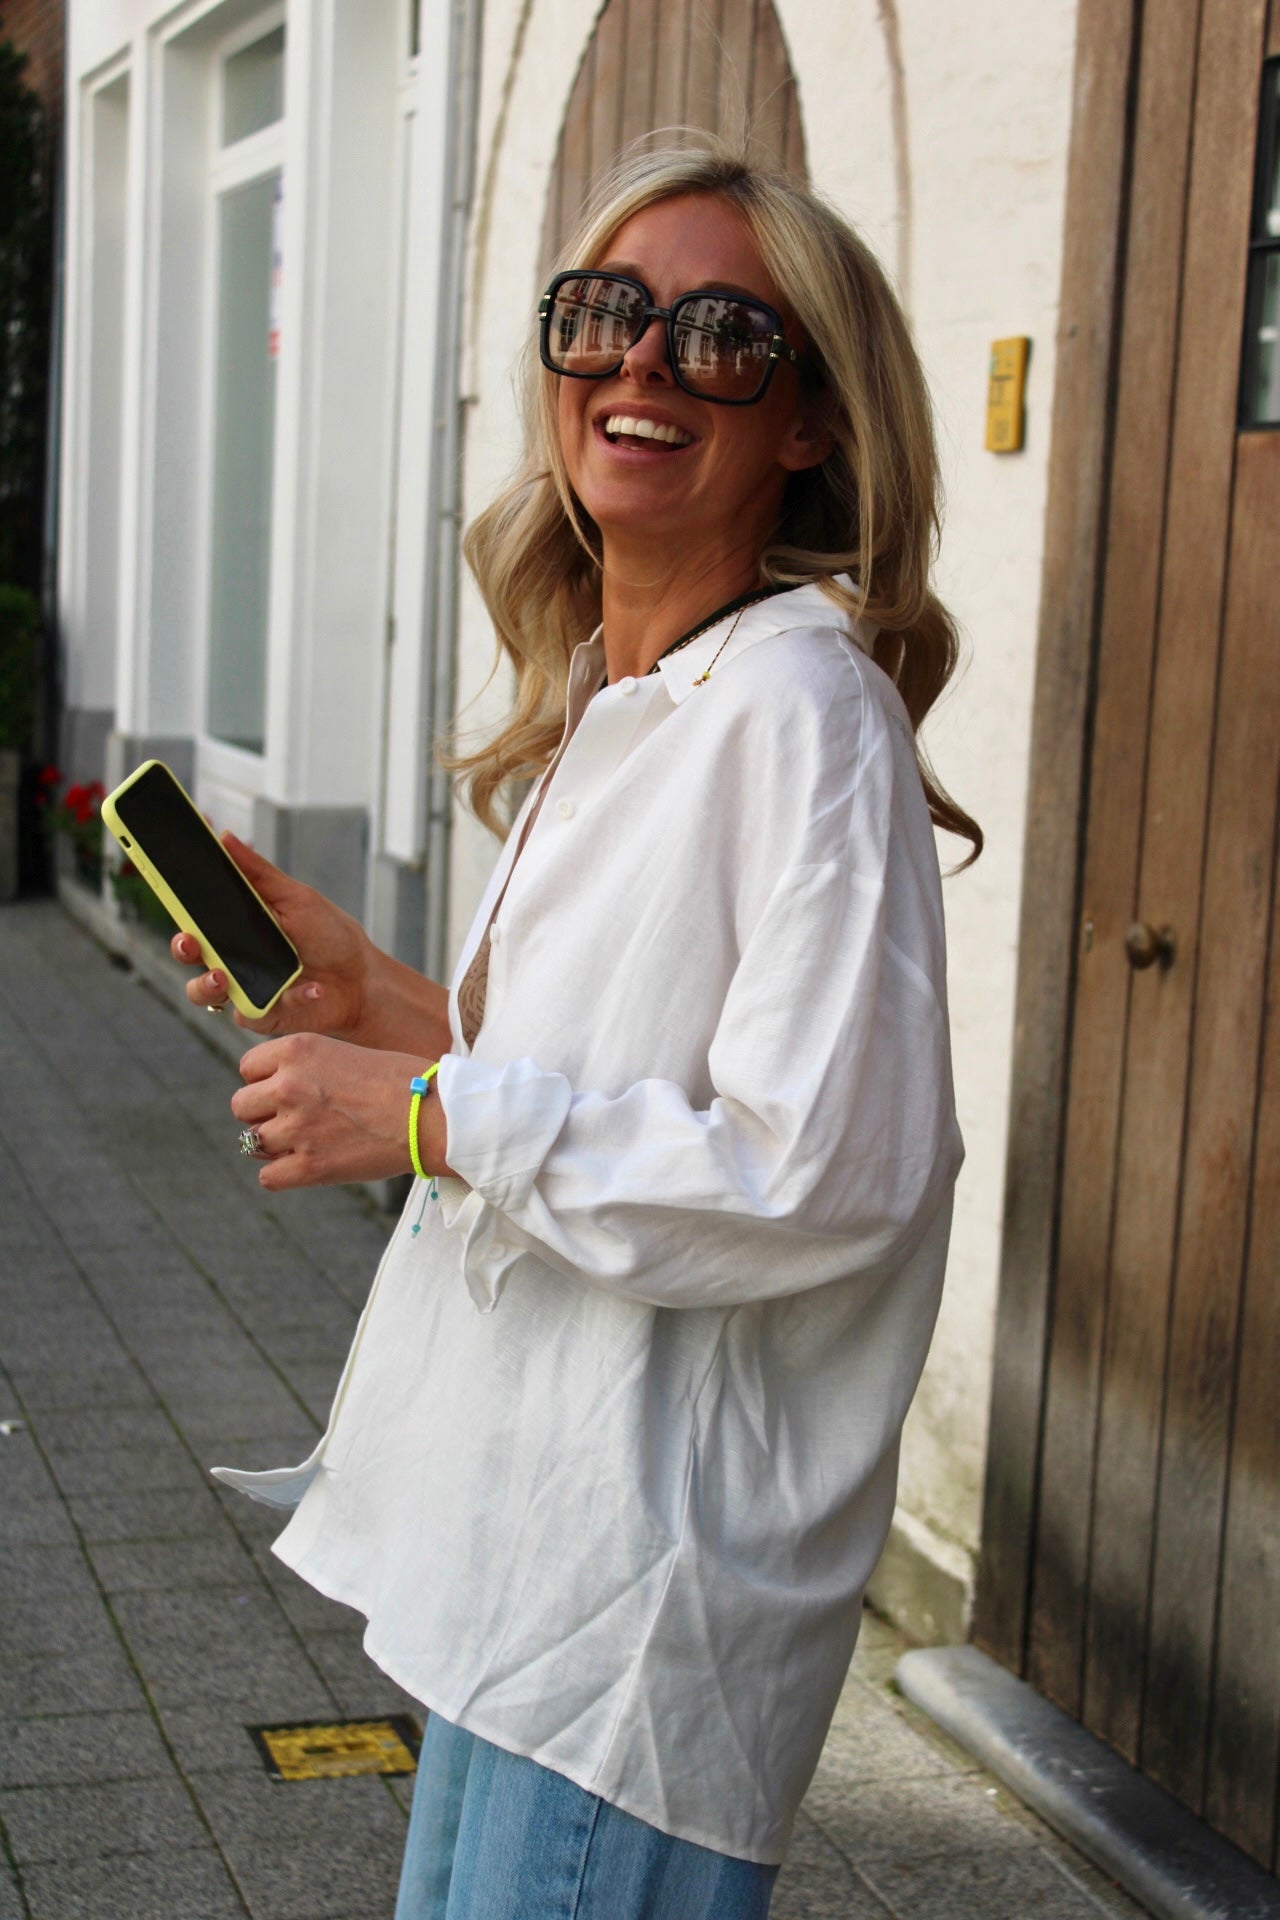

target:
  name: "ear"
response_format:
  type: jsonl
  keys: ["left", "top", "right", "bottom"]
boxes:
{"left": 776, "top": 383, "right": 838, "bottom": 474}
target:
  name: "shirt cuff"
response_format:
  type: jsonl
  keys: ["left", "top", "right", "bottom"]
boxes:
{"left": 436, "top": 1053, "right": 574, "bottom": 1214}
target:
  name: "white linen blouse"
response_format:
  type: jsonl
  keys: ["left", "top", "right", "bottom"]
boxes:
{"left": 213, "top": 579, "right": 963, "bottom": 1866}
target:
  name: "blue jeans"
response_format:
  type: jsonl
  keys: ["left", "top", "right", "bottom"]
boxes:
{"left": 395, "top": 1714, "right": 778, "bottom": 1920}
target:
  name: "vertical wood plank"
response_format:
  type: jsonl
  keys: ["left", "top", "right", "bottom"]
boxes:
{"left": 620, "top": 0, "right": 658, "bottom": 150}
{"left": 1028, "top": 0, "right": 1200, "bottom": 1725}
{"left": 538, "top": 36, "right": 595, "bottom": 278}
{"left": 683, "top": 0, "right": 724, "bottom": 133}
{"left": 746, "top": 0, "right": 791, "bottom": 168}
{"left": 1058, "top": 0, "right": 1201, "bottom": 1755}
{"left": 782, "top": 69, "right": 805, "bottom": 180}
{"left": 1203, "top": 432, "right": 1280, "bottom": 1866}
{"left": 650, "top": 0, "right": 691, "bottom": 136}
{"left": 1132, "top": 0, "right": 1268, "bottom": 1807}
{"left": 973, "top": 0, "right": 1140, "bottom": 1673}
{"left": 717, "top": 0, "right": 756, "bottom": 139}
{"left": 590, "top": 0, "right": 628, "bottom": 197}
{"left": 1270, "top": 0, "right": 1280, "bottom": 55}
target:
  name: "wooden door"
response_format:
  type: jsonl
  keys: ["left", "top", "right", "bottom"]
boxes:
{"left": 539, "top": 0, "right": 805, "bottom": 277}
{"left": 1008, "top": 0, "right": 1280, "bottom": 1867}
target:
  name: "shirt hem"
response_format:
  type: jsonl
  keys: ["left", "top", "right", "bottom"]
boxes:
{"left": 268, "top": 1530, "right": 789, "bottom": 1867}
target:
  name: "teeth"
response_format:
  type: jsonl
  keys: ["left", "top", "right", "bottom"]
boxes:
{"left": 604, "top": 414, "right": 694, "bottom": 447}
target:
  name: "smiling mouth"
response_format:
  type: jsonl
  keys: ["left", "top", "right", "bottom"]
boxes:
{"left": 600, "top": 414, "right": 696, "bottom": 450}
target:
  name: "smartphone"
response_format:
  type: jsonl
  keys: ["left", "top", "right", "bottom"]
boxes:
{"left": 102, "top": 760, "right": 302, "bottom": 1020}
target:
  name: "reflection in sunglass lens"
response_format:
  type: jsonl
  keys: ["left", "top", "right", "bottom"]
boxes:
{"left": 549, "top": 275, "right": 645, "bottom": 375}
{"left": 673, "top": 295, "right": 775, "bottom": 400}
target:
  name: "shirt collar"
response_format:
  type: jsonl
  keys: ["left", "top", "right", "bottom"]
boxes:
{"left": 653, "top": 576, "right": 877, "bottom": 704}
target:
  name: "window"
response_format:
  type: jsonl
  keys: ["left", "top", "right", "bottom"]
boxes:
{"left": 1240, "top": 58, "right": 1280, "bottom": 430}
{"left": 206, "top": 19, "right": 285, "bottom": 755}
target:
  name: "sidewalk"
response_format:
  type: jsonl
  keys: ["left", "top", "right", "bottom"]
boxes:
{"left": 0, "top": 898, "right": 1151, "bottom": 1920}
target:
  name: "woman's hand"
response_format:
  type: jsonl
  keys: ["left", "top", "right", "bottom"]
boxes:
{"left": 230, "top": 1034, "right": 452, "bottom": 1191}
{"left": 171, "top": 833, "right": 375, "bottom": 1039}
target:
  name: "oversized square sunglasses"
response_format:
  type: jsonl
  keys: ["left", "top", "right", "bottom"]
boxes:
{"left": 538, "top": 270, "right": 804, "bottom": 405}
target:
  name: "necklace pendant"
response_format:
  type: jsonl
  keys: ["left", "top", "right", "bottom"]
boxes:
{"left": 693, "top": 670, "right": 710, "bottom": 686}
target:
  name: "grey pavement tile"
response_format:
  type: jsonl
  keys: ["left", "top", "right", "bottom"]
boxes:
{"left": 175, "top": 1402, "right": 320, "bottom": 1453}
{"left": 772, "top": 1811, "right": 891, "bottom": 1919}
{"left": 0, "top": 1585, "right": 122, "bottom": 1662}
{"left": 0, "top": 1711, "right": 174, "bottom": 1790}
{"left": 251, "top": 1556, "right": 364, "bottom": 1636}
{"left": 801, "top": 1768, "right": 1040, "bottom": 1878}
{"left": 110, "top": 1587, "right": 335, "bottom": 1714}
{"left": 2, "top": 1544, "right": 99, "bottom": 1606}
{"left": 65, "top": 1486, "right": 234, "bottom": 1544}
{"left": 42, "top": 1442, "right": 208, "bottom": 1498}
{"left": 0, "top": 1498, "right": 79, "bottom": 1548}
{"left": 189, "top": 1768, "right": 406, "bottom": 1919}
{"left": 0, "top": 1775, "right": 206, "bottom": 1866}
{"left": 14, "top": 1362, "right": 158, "bottom": 1413}
{"left": 158, "top": 1699, "right": 330, "bottom": 1777}
{"left": 21, "top": 1847, "right": 247, "bottom": 1920}
{"left": 23, "top": 1407, "right": 178, "bottom": 1454}
{"left": 89, "top": 1532, "right": 259, "bottom": 1596}
{"left": 303, "top": 1631, "right": 425, "bottom": 1721}
{"left": 814, "top": 1682, "right": 977, "bottom": 1788}
{"left": 0, "top": 1639, "right": 147, "bottom": 1718}
{"left": 854, "top": 1837, "right": 1135, "bottom": 1919}
{"left": 214, "top": 1489, "right": 293, "bottom": 1549}
{"left": 851, "top": 1612, "right": 911, "bottom": 1691}
{"left": 0, "top": 1433, "right": 60, "bottom": 1503}
{"left": 0, "top": 1865, "right": 21, "bottom": 1920}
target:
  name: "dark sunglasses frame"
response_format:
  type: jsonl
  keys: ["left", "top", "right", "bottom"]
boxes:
{"left": 538, "top": 269, "right": 803, "bottom": 406}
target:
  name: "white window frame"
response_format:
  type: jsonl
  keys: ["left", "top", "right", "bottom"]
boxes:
{"left": 194, "top": 1, "right": 287, "bottom": 794}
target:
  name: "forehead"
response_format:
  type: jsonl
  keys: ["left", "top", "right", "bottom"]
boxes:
{"left": 596, "top": 193, "right": 781, "bottom": 307}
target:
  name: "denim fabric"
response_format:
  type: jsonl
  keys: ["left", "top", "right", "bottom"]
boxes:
{"left": 395, "top": 1714, "right": 778, "bottom": 1920}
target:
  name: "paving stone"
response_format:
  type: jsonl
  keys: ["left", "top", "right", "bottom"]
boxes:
{"left": 158, "top": 1698, "right": 334, "bottom": 1777}
{"left": 0, "top": 1711, "right": 173, "bottom": 1790}
{"left": 89, "top": 1533, "right": 259, "bottom": 1596}
{"left": 772, "top": 1811, "right": 892, "bottom": 1918}
{"left": 25, "top": 1407, "right": 178, "bottom": 1454}
{"left": 0, "top": 1776, "right": 206, "bottom": 1865}
{"left": 303, "top": 1631, "right": 425, "bottom": 1721}
{"left": 0, "top": 1432, "right": 61, "bottom": 1509}
{"left": 42, "top": 1442, "right": 208, "bottom": 1498}
{"left": 0, "top": 1639, "right": 147, "bottom": 1718}
{"left": 189, "top": 1768, "right": 406, "bottom": 1919}
{"left": 20, "top": 1847, "right": 247, "bottom": 1920}
{"left": 0, "top": 1498, "right": 79, "bottom": 1548}
{"left": 0, "top": 1858, "right": 23, "bottom": 1920}
{"left": 110, "top": 1588, "right": 335, "bottom": 1714}
{"left": 65, "top": 1488, "right": 234, "bottom": 1544}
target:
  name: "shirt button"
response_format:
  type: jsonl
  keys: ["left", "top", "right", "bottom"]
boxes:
{"left": 556, "top": 798, "right": 576, "bottom": 820}
{"left": 618, "top": 676, "right": 637, "bottom": 695}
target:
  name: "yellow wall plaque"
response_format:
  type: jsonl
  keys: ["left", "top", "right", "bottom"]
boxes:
{"left": 249, "top": 1715, "right": 421, "bottom": 1781}
{"left": 985, "top": 337, "right": 1030, "bottom": 452}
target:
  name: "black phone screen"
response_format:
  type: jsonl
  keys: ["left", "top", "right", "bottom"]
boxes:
{"left": 113, "top": 764, "right": 298, "bottom": 1009}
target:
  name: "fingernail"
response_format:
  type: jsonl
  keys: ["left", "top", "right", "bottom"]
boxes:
{"left": 210, "top": 972, "right": 225, "bottom": 990}
{"left": 304, "top": 983, "right": 321, "bottom": 1001}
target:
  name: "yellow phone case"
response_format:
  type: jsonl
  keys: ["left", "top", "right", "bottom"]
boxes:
{"left": 101, "top": 760, "right": 302, "bottom": 1021}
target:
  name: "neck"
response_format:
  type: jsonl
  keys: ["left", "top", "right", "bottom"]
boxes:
{"left": 599, "top": 538, "right": 766, "bottom": 682}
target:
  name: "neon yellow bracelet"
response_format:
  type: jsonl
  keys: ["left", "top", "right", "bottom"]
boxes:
{"left": 408, "top": 1063, "right": 440, "bottom": 1181}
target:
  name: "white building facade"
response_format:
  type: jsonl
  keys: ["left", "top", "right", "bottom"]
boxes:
{"left": 60, "top": 0, "right": 1082, "bottom": 1641}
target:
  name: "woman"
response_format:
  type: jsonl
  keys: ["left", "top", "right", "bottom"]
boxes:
{"left": 176, "top": 143, "right": 979, "bottom": 1919}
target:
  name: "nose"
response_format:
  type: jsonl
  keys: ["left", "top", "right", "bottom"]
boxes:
{"left": 620, "top": 313, "right": 675, "bottom": 386}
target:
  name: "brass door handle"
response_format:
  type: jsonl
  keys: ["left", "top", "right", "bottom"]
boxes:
{"left": 1124, "top": 921, "right": 1175, "bottom": 970}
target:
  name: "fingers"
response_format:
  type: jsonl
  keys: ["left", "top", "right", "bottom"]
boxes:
{"left": 230, "top": 1081, "right": 278, "bottom": 1126}
{"left": 221, "top": 830, "right": 288, "bottom": 891}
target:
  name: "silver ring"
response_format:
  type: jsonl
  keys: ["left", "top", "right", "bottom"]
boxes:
{"left": 239, "top": 1126, "right": 266, "bottom": 1158}
{"left": 206, "top": 1004, "right": 225, "bottom": 1015}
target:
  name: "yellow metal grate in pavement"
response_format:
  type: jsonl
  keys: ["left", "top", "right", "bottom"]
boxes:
{"left": 248, "top": 1715, "right": 421, "bottom": 1781}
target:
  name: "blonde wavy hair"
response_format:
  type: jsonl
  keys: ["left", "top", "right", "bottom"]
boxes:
{"left": 452, "top": 139, "right": 982, "bottom": 864}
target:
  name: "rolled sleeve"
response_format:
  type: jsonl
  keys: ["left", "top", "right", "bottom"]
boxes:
{"left": 437, "top": 1052, "right": 574, "bottom": 1213}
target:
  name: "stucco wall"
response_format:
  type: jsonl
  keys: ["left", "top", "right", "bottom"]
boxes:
{"left": 453, "top": 0, "right": 1082, "bottom": 1618}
